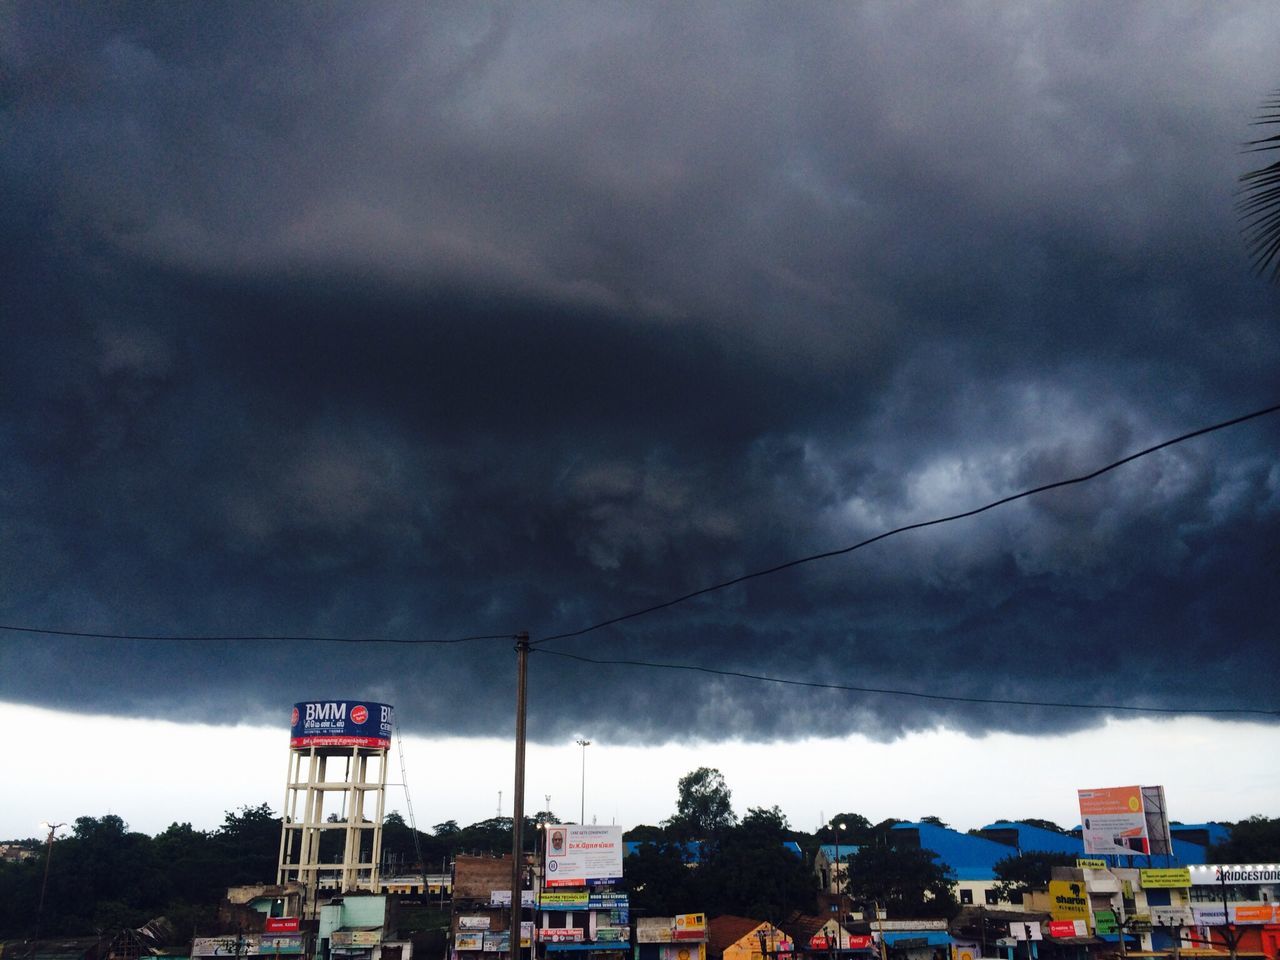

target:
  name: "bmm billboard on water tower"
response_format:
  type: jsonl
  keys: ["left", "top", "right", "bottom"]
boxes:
{"left": 289, "top": 700, "right": 395, "bottom": 749}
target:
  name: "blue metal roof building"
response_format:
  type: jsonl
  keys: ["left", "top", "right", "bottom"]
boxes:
{"left": 978, "top": 820, "right": 1208, "bottom": 866}
{"left": 889, "top": 822, "right": 1018, "bottom": 881}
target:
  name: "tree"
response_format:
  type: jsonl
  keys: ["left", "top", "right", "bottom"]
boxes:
{"left": 1210, "top": 816, "right": 1280, "bottom": 862}
{"left": 623, "top": 841, "right": 701, "bottom": 917}
{"left": 992, "top": 851, "right": 1078, "bottom": 901}
{"left": 1240, "top": 89, "right": 1280, "bottom": 282}
{"left": 698, "top": 807, "right": 816, "bottom": 923}
{"left": 845, "top": 843, "right": 958, "bottom": 919}
{"left": 919, "top": 816, "right": 950, "bottom": 828}
{"left": 666, "top": 767, "right": 736, "bottom": 839}
{"left": 826, "top": 814, "right": 875, "bottom": 844}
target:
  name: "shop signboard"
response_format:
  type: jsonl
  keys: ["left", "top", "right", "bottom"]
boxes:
{"left": 1078, "top": 785, "right": 1151, "bottom": 856}
{"left": 482, "top": 933, "right": 509, "bottom": 953}
{"left": 660, "top": 946, "right": 703, "bottom": 960}
{"left": 1046, "top": 921, "right": 1088, "bottom": 938}
{"left": 540, "top": 890, "right": 590, "bottom": 910}
{"left": 878, "top": 921, "right": 947, "bottom": 932}
{"left": 1188, "top": 864, "right": 1280, "bottom": 885}
{"left": 637, "top": 919, "right": 674, "bottom": 943}
{"left": 332, "top": 932, "right": 380, "bottom": 947}
{"left": 490, "top": 890, "right": 537, "bottom": 907}
{"left": 596, "top": 927, "right": 630, "bottom": 943}
{"left": 459, "top": 917, "right": 491, "bottom": 930}
{"left": 260, "top": 935, "right": 303, "bottom": 955}
{"left": 1233, "top": 905, "right": 1279, "bottom": 924}
{"left": 1140, "top": 868, "right": 1191, "bottom": 888}
{"left": 521, "top": 923, "right": 534, "bottom": 948}
{"left": 544, "top": 824, "right": 624, "bottom": 887}
{"left": 674, "top": 914, "right": 707, "bottom": 941}
{"left": 1048, "top": 880, "right": 1090, "bottom": 921}
{"left": 193, "top": 938, "right": 261, "bottom": 957}
{"left": 265, "top": 918, "right": 300, "bottom": 934}
{"left": 456, "top": 932, "right": 485, "bottom": 951}
{"left": 1191, "top": 907, "right": 1226, "bottom": 927}
{"left": 539, "top": 929, "right": 586, "bottom": 943}
{"left": 1093, "top": 911, "right": 1118, "bottom": 936}
{"left": 1077, "top": 858, "right": 1108, "bottom": 870}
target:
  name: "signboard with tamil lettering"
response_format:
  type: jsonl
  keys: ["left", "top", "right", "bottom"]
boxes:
{"left": 1140, "top": 868, "right": 1190, "bottom": 888}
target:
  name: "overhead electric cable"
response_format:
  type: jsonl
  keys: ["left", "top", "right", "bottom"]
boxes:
{"left": 534, "top": 647, "right": 1280, "bottom": 718}
{"left": 533, "top": 401, "right": 1280, "bottom": 646}
{"left": 0, "top": 624, "right": 516, "bottom": 644}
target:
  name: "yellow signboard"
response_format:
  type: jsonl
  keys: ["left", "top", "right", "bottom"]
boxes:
{"left": 1140, "top": 868, "right": 1190, "bottom": 889}
{"left": 1077, "top": 858, "right": 1107, "bottom": 870}
{"left": 1049, "top": 880, "right": 1090, "bottom": 922}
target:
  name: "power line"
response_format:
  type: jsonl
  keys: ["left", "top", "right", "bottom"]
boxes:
{"left": 535, "top": 647, "right": 1280, "bottom": 718}
{"left": 533, "top": 401, "right": 1280, "bottom": 646}
{"left": 0, "top": 623, "right": 516, "bottom": 644}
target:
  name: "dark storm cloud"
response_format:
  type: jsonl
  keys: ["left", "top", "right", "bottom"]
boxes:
{"left": 2, "top": 2, "right": 1277, "bottom": 744}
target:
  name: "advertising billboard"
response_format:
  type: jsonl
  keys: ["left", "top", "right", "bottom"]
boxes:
{"left": 290, "top": 701, "right": 394, "bottom": 749}
{"left": 1078, "top": 785, "right": 1151, "bottom": 855}
{"left": 544, "top": 824, "right": 624, "bottom": 887}
{"left": 1048, "top": 880, "right": 1090, "bottom": 922}
{"left": 260, "top": 935, "right": 304, "bottom": 955}
{"left": 193, "top": 939, "right": 261, "bottom": 957}
{"left": 456, "top": 932, "right": 485, "bottom": 951}
{"left": 1140, "top": 868, "right": 1190, "bottom": 888}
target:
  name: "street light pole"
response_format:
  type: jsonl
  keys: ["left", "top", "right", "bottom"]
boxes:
{"left": 575, "top": 739, "right": 591, "bottom": 824}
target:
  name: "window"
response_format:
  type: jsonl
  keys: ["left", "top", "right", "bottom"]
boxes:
{"left": 984, "top": 889, "right": 999, "bottom": 905}
{"left": 1009, "top": 892, "right": 1023, "bottom": 905}
{"left": 960, "top": 890, "right": 974, "bottom": 905}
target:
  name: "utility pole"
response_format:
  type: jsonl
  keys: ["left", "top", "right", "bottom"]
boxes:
{"left": 510, "top": 632, "right": 530, "bottom": 960}
{"left": 35, "top": 821, "right": 64, "bottom": 944}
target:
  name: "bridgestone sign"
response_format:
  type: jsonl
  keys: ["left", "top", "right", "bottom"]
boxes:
{"left": 1188, "top": 864, "right": 1280, "bottom": 885}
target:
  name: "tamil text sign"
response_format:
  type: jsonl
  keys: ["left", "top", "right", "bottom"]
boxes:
{"left": 1140, "top": 868, "right": 1190, "bottom": 888}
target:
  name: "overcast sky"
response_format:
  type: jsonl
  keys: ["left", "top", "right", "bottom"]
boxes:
{"left": 2, "top": 3, "right": 1278, "bottom": 834}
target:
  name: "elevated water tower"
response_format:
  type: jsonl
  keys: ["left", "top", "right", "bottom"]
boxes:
{"left": 277, "top": 700, "right": 393, "bottom": 907}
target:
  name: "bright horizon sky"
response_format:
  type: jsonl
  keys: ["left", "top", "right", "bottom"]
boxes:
{"left": 6, "top": 701, "right": 1275, "bottom": 843}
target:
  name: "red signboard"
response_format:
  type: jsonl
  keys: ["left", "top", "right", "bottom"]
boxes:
{"left": 1045, "top": 922, "right": 1078, "bottom": 939}
{"left": 266, "top": 918, "right": 300, "bottom": 933}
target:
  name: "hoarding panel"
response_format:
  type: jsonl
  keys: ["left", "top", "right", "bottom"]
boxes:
{"left": 1139, "top": 868, "right": 1190, "bottom": 888}
{"left": 1048, "top": 880, "right": 1090, "bottom": 922}
{"left": 456, "top": 932, "right": 485, "bottom": 951}
{"left": 289, "top": 701, "right": 394, "bottom": 749}
{"left": 544, "top": 824, "right": 624, "bottom": 887}
{"left": 1078, "top": 785, "right": 1150, "bottom": 856}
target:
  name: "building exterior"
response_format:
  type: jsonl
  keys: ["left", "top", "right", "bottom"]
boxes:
{"left": 706, "top": 917, "right": 792, "bottom": 960}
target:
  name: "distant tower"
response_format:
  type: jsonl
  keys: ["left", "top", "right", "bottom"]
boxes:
{"left": 277, "top": 701, "right": 393, "bottom": 908}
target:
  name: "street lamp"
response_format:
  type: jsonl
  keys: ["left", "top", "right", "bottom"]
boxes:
{"left": 575, "top": 739, "right": 591, "bottom": 824}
